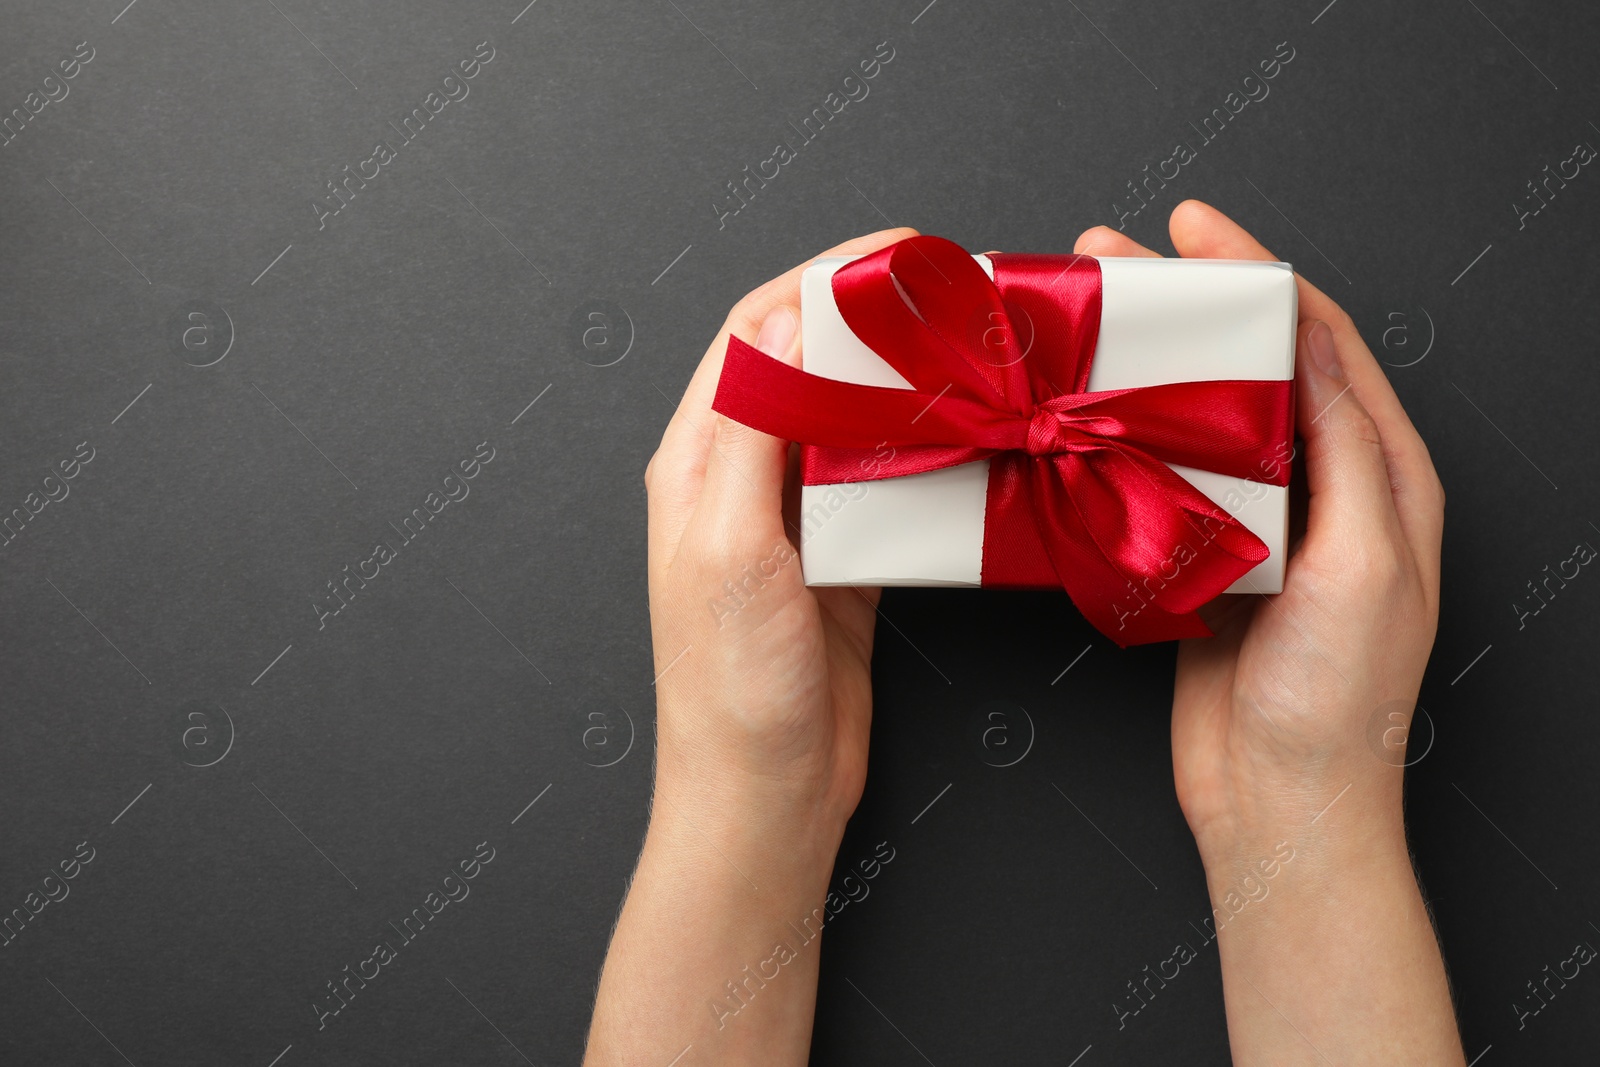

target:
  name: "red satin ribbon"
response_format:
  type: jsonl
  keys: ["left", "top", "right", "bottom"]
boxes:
{"left": 712, "top": 236, "right": 1293, "bottom": 646}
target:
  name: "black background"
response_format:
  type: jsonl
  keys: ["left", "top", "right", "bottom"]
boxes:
{"left": 2, "top": 1, "right": 1597, "bottom": 1064}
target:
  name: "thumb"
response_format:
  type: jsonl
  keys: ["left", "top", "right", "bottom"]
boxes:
{"left": 694, "top": 305, "right": 802, "bottom": 546}
{"left": 1295, "top": 320, "right": 1406, "bottom": 556}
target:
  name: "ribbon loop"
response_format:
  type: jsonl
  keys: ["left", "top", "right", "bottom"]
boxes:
{"left": 711, "top": 236, "right": 1293, "bottom": 647}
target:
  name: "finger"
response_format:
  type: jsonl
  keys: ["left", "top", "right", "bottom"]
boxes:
{"left": 1168, "top": 199, "right": 1412, "bottom": 430}
{"left": 661, "top": 228, "right": 918, "bottom": 462}
{"left": 1073, "top": 225, "right": 1163, "bottom": 258}
{"left": 1294, "top": 319, "right": 1409, "bottom": 573}
{"left": 1170, "top": 200, "right": 1352, "bottom": 321}
{"left": 1169, "top": 199, "right": 1443, "bottom": 594}
{"left": 648, "top": 227, "right": 918, "bottom": 569}
{"left": 681, "top": 304, "right": 803, "bottom": 567}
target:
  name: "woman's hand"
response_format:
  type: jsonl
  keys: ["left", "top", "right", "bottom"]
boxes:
{"left": 586, "top": 228, "right": 912, "bottom": 1067}
{"left": 1080, "top": 202, "right": 1446, "bottom": 856}
{"left": 1076, "top": 201, "right": 1462, "bottom": 1065}
{"left": 643, "top": 228, "right": 910, "bottom": 841}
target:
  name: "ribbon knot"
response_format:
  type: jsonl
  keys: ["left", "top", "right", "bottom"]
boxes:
{"left": 1024, "top": 409, "right": 1084, "bottom": 457}
{"left": 711, "top": 235, "right": 1293, "bottom": 646}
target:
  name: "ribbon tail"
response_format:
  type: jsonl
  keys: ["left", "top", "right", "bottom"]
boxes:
{"left": 713, "top": 335, "right": 1030, "bottom": 471}
{"left": 1031, "top": 449, "right": 1267, "bottom": 646}
{"left": 979, "top": 455, "right": 1209, "bottom": 646}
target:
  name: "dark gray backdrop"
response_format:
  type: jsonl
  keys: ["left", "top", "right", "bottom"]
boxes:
{"left": 2, "top": 0, "right": 1597, "bottom": 1063}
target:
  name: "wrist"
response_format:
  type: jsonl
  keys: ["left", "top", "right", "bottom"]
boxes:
{"left": 648, "top": 762, "right": 850, "bottom": 888}
{"left": 1190, "top": 768, "right": 1409, "bottom": 883}
{"left": 653, "top": 709, "right": 863, "bottom": 851}
{"left": 1195, "top": 785, "right": 1463, "bottom": 1066}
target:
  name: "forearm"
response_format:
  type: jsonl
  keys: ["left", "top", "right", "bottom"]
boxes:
{"left": 584, "top": 774, "right": 845, "bottom": 1066}
{"left": 1200, "top": 785, "right": 1464, "bottom": 1066}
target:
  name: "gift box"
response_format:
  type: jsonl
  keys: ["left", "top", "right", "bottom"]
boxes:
{"left": 713, "top": 237, "right": 1297, "bottom": 645}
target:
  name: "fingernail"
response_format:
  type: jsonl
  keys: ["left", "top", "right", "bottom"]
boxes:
{"left": 755, "top": 305, "right": 797, "bottom": 358}
{"left": 1306, "top": 321, "right": 1343, "bottom": 381}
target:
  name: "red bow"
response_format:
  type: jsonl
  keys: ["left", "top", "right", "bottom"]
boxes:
{"left": 712, "top": 236, "right": 1293, "bottom": 646}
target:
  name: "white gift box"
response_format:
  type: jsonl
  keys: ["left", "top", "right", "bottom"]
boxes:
{"left": 797, "top": 255, "right": 1297, "bottom": 594}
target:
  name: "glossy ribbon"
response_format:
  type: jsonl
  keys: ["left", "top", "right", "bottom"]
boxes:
{"left": 711, "top": 236, "right": 1293, "bottom": 645}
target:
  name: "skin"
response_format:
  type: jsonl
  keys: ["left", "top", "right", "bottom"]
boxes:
{"left": 584, "top": 202, "right": 1463, "bottom": 1065}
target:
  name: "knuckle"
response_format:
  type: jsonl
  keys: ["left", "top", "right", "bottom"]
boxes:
{"left": 1419, "top": 452, "right": 1446, "bottom": 512}
{"left": 1387, "top": 439, "right": 1446, "bottom": 518}
{"left": 1413, "top": 467, "right": 1446, "bottom": 515}
{"left": 693, "top": 529, "right": 744, "bottom": 579}
{"left": 1409, "top": 439, "right": 1445, "bottom": 503}
{"left": 710, "top": 412, "right": 735, "bottom": 451}
{"left": 711, "top": 411, "right": 753, "bottom": 456}
{"left": 1350, "top": 540, "right": 1410, "bottom": 594}
{"left": 729, "top": 284, "right": 776, "bottom": 334}
{"left": 1379, "top": 551, "right": 1414, "bottom": 597}
{"left": 1339, "top": 403, "right": 1385, "bottom": 452}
